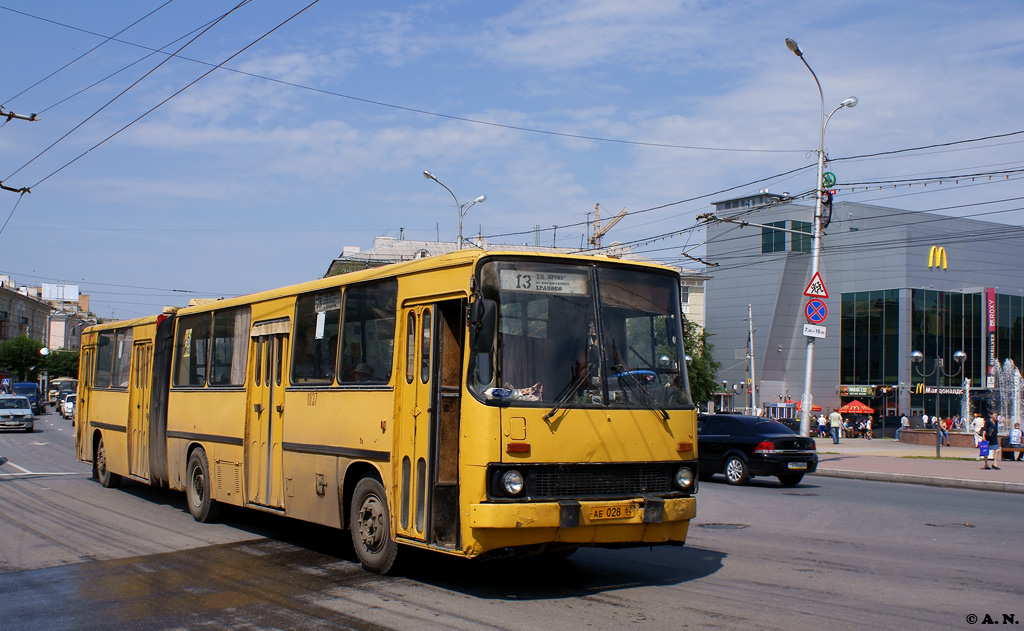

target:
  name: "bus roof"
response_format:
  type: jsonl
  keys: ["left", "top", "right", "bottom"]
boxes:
{"left": 86, "top": 250, "right": 680, "bottom": 326}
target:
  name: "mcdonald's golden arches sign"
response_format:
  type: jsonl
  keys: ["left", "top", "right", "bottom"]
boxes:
{"left": 928, "top": 245, "right": 947, "bottom": 270}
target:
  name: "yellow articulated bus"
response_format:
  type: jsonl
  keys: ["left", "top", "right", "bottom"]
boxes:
{"left": 76, "top": 250, "right": 699, "bottom": 573}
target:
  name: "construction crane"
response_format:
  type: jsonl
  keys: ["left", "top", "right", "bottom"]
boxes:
{"left": 589, "top": 203, "right": 627, "bottom": 249}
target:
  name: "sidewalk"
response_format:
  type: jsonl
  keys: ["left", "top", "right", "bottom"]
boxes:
{"left": 810, "top": 437, "right": 1024, "bottom": 494}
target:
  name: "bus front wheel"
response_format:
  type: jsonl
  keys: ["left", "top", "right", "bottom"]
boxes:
{"left": 350, "top": 476, "right": 398, "bottom": 574}
{"left": 95, "top": 436, "right": 122, "bottom": 489}
{"left": 186, "top": 448, "right": 221, "bottom": 523}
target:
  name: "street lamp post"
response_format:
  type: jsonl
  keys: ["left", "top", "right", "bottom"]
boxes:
{"left": 423, "top": 171, "right": 486, "bottom": 249}
{"left": 786, "top": 38, "right": 859, "bottom": 437}
{"left": 910, "top": 349, "right": 966, "bottom": 458}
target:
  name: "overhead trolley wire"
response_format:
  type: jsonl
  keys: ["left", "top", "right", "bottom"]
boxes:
{"left": 2, "top": 0, "right": 177, "bottom": 107}
{"left": 4, "top": 0, "right": 254, "bottom": 184}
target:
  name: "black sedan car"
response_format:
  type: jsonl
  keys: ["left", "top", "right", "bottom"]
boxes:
{"left": 697, "top": 414, "right": 818, "bottom": 486}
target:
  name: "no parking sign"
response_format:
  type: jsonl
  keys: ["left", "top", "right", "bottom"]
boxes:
{"left": 805, "top": 299, "right": 827, "bottom": 324}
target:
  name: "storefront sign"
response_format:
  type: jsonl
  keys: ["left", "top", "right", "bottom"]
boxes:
{"left": 917, "top": 385, "right": 965, "bottom": 396}
{"left": 988, "top": 287, "right": 997, "bottom": 375}
{"left": 839, "top": 385, "right": 874, "bottom": 397}
{"left": 927, "top": 245, "right": 947, "bottom": 270}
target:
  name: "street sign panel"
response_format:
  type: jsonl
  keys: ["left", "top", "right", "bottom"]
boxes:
{"left": 805, "top": 299, "right": 828, "bottom": 323}
{"left": 803, "top": 324, "right": 826, "bottom": 339}
{"left": 803, "top": 272, "right": 829, "bottom": 298}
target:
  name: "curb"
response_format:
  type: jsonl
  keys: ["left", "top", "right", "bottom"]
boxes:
{"left": 811, "top": 468, "right": 1024, "bottom": 494}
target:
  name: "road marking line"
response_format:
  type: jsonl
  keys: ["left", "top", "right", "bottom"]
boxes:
{"left": 0, "top": 472, "right": 81, "bottom": 478}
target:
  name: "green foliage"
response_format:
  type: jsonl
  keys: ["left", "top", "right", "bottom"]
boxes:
{"left": 46, "top": 349, "right": 80, "bottom": 378}
{"left": 0, "top": 335, "right": 47, "bottom": 381}
{"left": 683, "top": 320, "right": 720, "bottom": 406}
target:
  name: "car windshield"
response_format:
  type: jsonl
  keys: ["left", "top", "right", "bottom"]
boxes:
{"left": 0, "top": 397, "right": 30, "bottom": 410}
{"left": 12, "top": 385, "right": 35, "bottom": 395}
{"left": 469, "top": 259, "right": 692, "bottom": 410}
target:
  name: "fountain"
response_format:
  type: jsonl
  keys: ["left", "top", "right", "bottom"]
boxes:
{"left": 989, "top": 359, "right": 1024, "bottom": 433}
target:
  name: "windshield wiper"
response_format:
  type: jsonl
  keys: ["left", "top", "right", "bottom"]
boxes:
{"left": 616, "top": 370, "right": 669, "bottom": 421}
{"left": 544, "top": 363, "right": 591, "bottom": 421}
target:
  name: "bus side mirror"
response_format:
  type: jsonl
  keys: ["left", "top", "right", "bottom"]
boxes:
{"left": 469, "top": 299, "right": 496, "bottom": 353}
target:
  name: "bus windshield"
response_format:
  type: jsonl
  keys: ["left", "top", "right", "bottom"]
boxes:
{"left": 470, "top": 259, "right": 693, "bottom": 409}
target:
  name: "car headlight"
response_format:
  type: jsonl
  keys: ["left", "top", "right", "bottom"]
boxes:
{"left": 674, "top": 466, "right": 695, "bottom": 490}
{"left": 501, "top": 470, "right": 524, "bottom": 496}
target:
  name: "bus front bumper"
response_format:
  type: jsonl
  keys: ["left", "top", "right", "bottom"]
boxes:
{"left": 469, "top": 496, "right": 695, "bottom": 530}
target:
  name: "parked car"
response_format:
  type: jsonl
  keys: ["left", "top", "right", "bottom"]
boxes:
{"left": 0, "top": 394, "right": 35, "bottom": 432}
{"left": 11, "top": 382, "right": 44, "bottom": 415}
{"left": 62, "top": 393, "right": 77, "bottom": 420}
{"left": 697, "top": 414, "right": 818, "bottom": 486}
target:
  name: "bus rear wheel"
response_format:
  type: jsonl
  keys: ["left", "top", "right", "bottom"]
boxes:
{"left": 186, "top": 448, "right": 221, "bottom": 523}
{"left": 95, "top": 436, "right": 122, "bottom": 488}
{"left": 350, "top": 477, "right": 398, "bottom": 574}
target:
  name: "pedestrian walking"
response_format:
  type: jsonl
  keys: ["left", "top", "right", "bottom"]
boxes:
{"left": 972, "top": 414, "right": 985, "bottom": 448}
{"left": 982, "top": 415, "right": 1000, "bottom": 470}
{"left": 817, "top": 413, "right": 827, "bottom": 438}
{"left": 829, "top": 409, "right": 843, "bottom": 444}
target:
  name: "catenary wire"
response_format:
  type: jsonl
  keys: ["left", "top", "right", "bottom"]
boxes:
{"left": 2, "top": 0, "right": 177, "bottom": 106}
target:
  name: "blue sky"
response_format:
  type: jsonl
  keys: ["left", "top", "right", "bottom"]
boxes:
{"left": 1, "top": 1, "right": 1023, "bottom": 320}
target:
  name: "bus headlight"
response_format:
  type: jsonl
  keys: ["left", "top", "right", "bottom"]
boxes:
{"left": 674, "top": 466, "right": 695, "bottom": 490}
{"left": 502, "top": 470, "right": 524, "bottom": 496}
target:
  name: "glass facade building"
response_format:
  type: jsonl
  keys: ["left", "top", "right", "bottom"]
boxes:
{"left": 706, "top": 195, "right": 1024, "bottom": 417}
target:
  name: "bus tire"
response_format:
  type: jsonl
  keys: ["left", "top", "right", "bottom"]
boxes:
{"left": 186, "top": 448, "right": 221, "bottom": 523}
{"left": 350, "top": 476, "right": 398, "bottom": 574}
{"left": 95, "top": 436, "right": 122, "bottom": 489}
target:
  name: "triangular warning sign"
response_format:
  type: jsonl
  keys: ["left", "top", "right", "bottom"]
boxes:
{"left": 803, "top": 272, "right": 829, "bottom": 298}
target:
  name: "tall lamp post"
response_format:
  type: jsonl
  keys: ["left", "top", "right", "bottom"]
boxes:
{"left": 423, "top": 171, "right": 486, "bottom": 250}
{"left": 786, "top": 38, "right": 859, "bottom": 437}
{"left": 910, "top": 349, "right": 966, "bottom": 458}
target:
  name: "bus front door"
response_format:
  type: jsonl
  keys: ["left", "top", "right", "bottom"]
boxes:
{"left": 247, "top": 330, "right": 287, "bottom": 509}
{"left": 127, "top": 341, "right": 152, "bottom": 479}
{"left": 396, "top": 301, "right": 463, "bottom": 549}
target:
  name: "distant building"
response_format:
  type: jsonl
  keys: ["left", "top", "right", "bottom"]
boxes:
{"left": 0, "top": 276, "right": 51, "bottom": 343}
{"left": 0, "top": 276, "right": 95, "bottom": 348}
{"left": 706, "top": 193, "right": 1024, "bottom": 418}
{"left": 325, "top": 236, "right": 708, "bottom": 329}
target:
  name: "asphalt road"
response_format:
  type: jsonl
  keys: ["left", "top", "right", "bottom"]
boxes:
{"left": 2, "top": 411, "right": 1022, "bottom": 630}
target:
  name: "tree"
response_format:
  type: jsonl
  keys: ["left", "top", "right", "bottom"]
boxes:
{"left": 46, "top": 349, "right": 80, "bottom": 379}
{"left": 683, "top": 320, "right": 720, "bottom": 407}
{"left": 0, "top": 335, "right": 47, "bottom": 382}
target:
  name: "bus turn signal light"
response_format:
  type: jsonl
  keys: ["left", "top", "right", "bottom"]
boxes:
{"left": 506, "top": 442, "right": 530, "bottom": 454}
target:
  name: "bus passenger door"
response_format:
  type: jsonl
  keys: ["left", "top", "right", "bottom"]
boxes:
{"left": 128, "top": 341, "right": 152, "bottom": 479}
{"left": 77, "top": 348, "right": 94, "bottom": 463}
{"left": 247, "top": 325, "right": 288, "bottom": 509}
{"left": 396, "top": 301, "right": 463, "bottom": 549}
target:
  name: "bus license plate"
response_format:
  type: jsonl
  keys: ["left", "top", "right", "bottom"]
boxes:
{"left": 788, "top": 462, "right": 807, "bottom": 470}
{"left": 589, "top": 504, "right": 636, "bottom": 520}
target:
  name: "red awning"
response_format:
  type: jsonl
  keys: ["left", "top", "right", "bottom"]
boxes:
{"left": 837, "top": 400, "right": 875, "bottom": 414}
{"left": 795, "top": 401, "right": 822, "bottom": 412}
